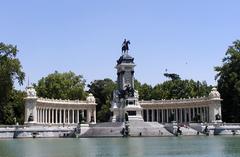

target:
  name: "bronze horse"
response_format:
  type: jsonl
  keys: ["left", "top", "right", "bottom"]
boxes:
{"left": 122, "top": 39, "right": 130, "bottom": 54}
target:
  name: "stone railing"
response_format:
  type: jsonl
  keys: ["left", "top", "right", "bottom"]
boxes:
{"left": 140, "top": 96, "right": 210, "bottom": 104}
{"left": 37, "top": 97, "right": 96, "bottom": 105}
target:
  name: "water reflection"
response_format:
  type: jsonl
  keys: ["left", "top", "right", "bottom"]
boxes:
{"left": 0, "top": 136, "right": 240, "bottom": 157}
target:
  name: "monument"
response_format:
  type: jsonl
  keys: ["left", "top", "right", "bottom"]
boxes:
{"left": 111, "top": 39, "right": 143, "bottom": 122}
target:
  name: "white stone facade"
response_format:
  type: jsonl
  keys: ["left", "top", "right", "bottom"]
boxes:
{"left": 24, "top": 87, "right": 97, "bottom": 125}
{"left": 140, "top": 88, "right": 222, "bottom": 123}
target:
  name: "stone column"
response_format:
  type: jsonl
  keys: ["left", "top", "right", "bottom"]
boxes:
{"left": 44, "top": 109, "right": 46, "bottom": 123}
{"left": 41, "top": 108, "right": 43, "bottom": 123}
{"left": 203, "top": 107, "right": 205, "bottom": 122}
{"left": 94, "top": 109, "right": 96, "bottom": 123}
{"left": 152, "top": 109, "right": 154, "bottom": 122}
{"left": 39, "top": 108, "right": 41, "bottom": 123}
{"left": 77, "top": 110, "right": 79, "bottom": 123}
{"left": 146, "top": 109, "right": 149, "bottom": 122}
{"left": 55, "top": 109, "right": 58, "bottom": 124}
{"left": 67, "top": 109, "right": 70, "bottom": 124}
{"left": 72, "top": 109, "right": 75, "bottom": 124}
{"left": 206, "top": 107, "right": 208, "bottom": 122}
{"left": 63, "top": 109, "right": 66, "bottom": 124}
{"left": 157, "top": 109, "right": 159, "bottom": 122}
{"left": 87, "top": 109, "right": 91, "bottom": 123}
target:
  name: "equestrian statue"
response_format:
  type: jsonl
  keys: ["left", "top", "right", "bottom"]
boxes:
{"left": 122, "top": 39, "right": 130, "bottom": 55}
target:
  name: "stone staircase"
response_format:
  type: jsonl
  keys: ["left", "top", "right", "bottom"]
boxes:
{"left": 128, "top": 121, "right": 173, "bottom": 137}
{"left": 165, "top": 124, "right": 202, "bottom": 136}
{"left": 81, "top": 122, "right": 124, "bottom": 137}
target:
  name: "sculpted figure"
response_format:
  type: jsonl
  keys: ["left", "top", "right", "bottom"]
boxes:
{"left": 122, "top": 39, "right": 130, "bottom": 54}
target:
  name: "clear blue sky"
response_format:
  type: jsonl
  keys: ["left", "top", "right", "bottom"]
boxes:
{"left": 1, "top": 1, "right": 240, "bottom": 90}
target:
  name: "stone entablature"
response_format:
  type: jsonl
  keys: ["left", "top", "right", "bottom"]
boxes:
{"left": 37, "top": 97, "right": 96, "bottom": 106}
{"left": 140, "top": 96, "right": 221, "bottom": 107}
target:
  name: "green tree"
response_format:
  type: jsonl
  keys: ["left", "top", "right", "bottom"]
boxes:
{"left": 88, "top": 78, "right": 117, "bottom": 122}
{"left": 134, "top": 80, "right": 153, "bottom": 100}
{"left": 151, "top": 74, "right": 211, "bottom": 100}
{"left": 34, "top": 71, "right": 86, "bottom": 100}
{"left": 0, "top": 42, "right": 25, "bottom": 124}
{"left": 215, "top": 40, "right": 240, "bottom": 122}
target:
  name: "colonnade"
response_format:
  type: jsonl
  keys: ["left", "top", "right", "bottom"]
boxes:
{"left": 143, "top": 106, "right": 210, "bottom": 123}
{"left": 36, "top": 107, "right": 96, "bottom": 124}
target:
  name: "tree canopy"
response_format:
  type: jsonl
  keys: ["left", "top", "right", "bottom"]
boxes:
{"left": 215, "top": 40, "right": 240, "bottom": 122}
{"left": 34, "top": 71, "right": 86, "bottom": 100}
{"left": 0, "top": 42, "right": 25, "bottom": 124}
{"left": 88, "top": 79, "right": 117, "bottom": 122}
{"left": 136, "top": 73, "right": 212, "bottom": 101}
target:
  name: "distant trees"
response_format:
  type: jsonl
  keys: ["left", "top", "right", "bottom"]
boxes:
{"left": 137, "top": 73, "right": 212, "bottom": 100}
{"left": 34, "top": 71, "right": 86, "bottom": 100}
{"left": 0, "top": 42, "right": 25, "bottom": 124}
{"left": 88, "top": 79, "right": 117, "bottom": 122}
{"left": 215, "top": 40, "right": 240, "bottom": 122}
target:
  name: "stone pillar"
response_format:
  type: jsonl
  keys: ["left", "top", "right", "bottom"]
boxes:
{"left": 43, "top": 108, "right": 45, "bottom": 123}
{"left": 152, "top": 109, "right": 154, "bottom": 122}
{"left": 77, "top": 110, "right": 79, "bottom": 123}
{"left": 24, "top": 88, "right": 38, "bottom": 124}
{"left": 41, "top": 108, "right": 43, "bottom": 123}
{"left": 72, "top": 109, "right": 75, "bottom": 124}
{"left": 63, "top": 109, "right": 66, "bottom": 124}
{"left": 94, "top": 109, "right": 96, "bottom": 123}
{"left": 87, "top": 109, "right": 91, "bottom": 123}
{"left": 55, "top": 109, "right": 58, "bottom": 124}
{"left": 67, "top": 110, "right": 70, "bottom": 124}
{"left": 39, "top": 108, "right": 41, "bottom": 123}
{"left": 203, "top": 107, "right": 206, "bottom": 122}
{"left": 44, "top": 109, "right": 46, "bottom": 123}
{"left": 157, "top": 109, "right": 159, "bottom": 122}
{"left": 146, "top": 109, "right": 149, "bottom": 122}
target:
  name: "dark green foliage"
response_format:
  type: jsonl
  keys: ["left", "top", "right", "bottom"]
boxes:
{"left": 164, "top": 73, "right": 181, "bottom": 81}
{"left": 88, "top": 79, "right": 117, "bottom": 122}
{"left": 152, "top": 79, "right": 211, "bottom": 100}
{"left": 0, "top": 42, "right": 25, "bottom": 124}
{"left": 134, "top": 80, "right": 152, "bottom": 100}
{"left": 215, "top": 40, "right": 240, "bottom": 122}
{"left": 135, "top": 75, "right": 211, "bottom": 101}
{"left": 34, "top": 71, "right": 86, "bottom": 100}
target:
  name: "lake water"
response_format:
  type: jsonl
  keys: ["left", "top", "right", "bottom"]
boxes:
{"left": 0, "top": 136, "right": 240, "bottom": 157}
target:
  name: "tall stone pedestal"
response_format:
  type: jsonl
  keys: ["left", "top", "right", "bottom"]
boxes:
{"left": 111, "top": 53, "right": 143, "bottom": 122}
